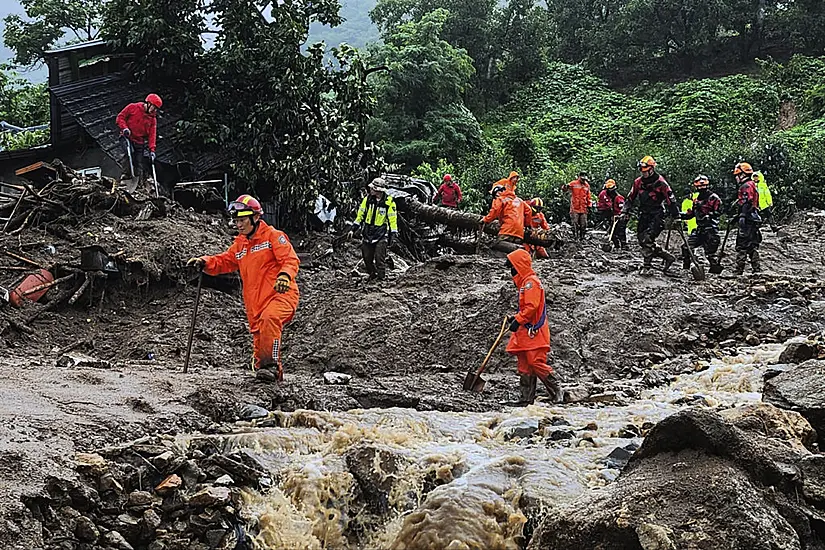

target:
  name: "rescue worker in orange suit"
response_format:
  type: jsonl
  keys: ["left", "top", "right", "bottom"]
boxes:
{"left": 525, "top": 198, "right": 550, "bottom": 259}
{"left": 482, "top": 184, "right": 529, "bottom": 244}
{"left": 433, "top": 174, "right": 462, "bottom": 209}
{"left": 680, "top": 175, "right": 721, "bottom": 270}
{"left": 505, "top": 249, "right": 563, "bottom": 405}
{"left": 492, "top": 171, "right": 520, "bottom": 194}
{"left": 733, "top": 162, "right": 763, "bottom": 274}
{"left": 596, "top": 179, "right": 618, "bottom": 229}
{"left": 188, "top": 195, "right": 299, "bottom": 383}
{"left": 561, "top": 172, "right": 592, "bottom": 241}
{"left": 619, "top": 156, "right": 679, "bottom": 273}
{"left": 116, "top": 93, "right": 162, "bottom": 186}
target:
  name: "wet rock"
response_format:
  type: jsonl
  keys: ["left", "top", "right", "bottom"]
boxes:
{"left": 495, "top": 417, "right": 540, "bottom": 441}
{"left": 671, "top": 394, "right": 711, "bottom": 407}
{"left": 151, "top": 450, "right": 176, "bottom": 471}
{"left": 323, "top": 372, "right": 352, "bottom": 385}
{"left": 205, "top": 528, "right": 229, "bottom": 547}
{"left": 215, "top": 474, "right": 234, "bottom": 486}
{"left": 102, "top": 530, "right": 134, "bottom": 550}
{"left": 603, "top": 446, "right": 634, "bottom": 470}
{"left": 176, "top": 460, "right": 204, "bottom": 489}
{"left": 778, "top": 341, "right": 817, "bottom": 364}
{"left": 74, "top": 452, "right": 107, "bottom": 474}
{"left": 189, "top": 486, "right": 231, "bottom": 508}
{"left": 155, "top": 474, "right": 182, "bottom": 495}
{"left": 529, "top": 409, "right": 812, "bottom": 550}
{"left": 57, "top": 352, "right": 111, "bottom": 369}
{"left": 204, "top": 453, "right": 269, "bottom": 486}
{"left": 142, "top": 508, "right": 162, "bottom": 531}
{"left": 720, "top": 403, "right": 816, "bottom": 450}
{"left": 115, "top": 512, "right": 141, "bottom": 539}
{"left": 346, "top": 445, "right": 402, "bottom": 514}
{"left": 548, "top": 429, "right": 574, "bottom": 441}
{"left": 798, "top": 455, "right": 825, "bottom": 504}
{"left": 641, "top": 369, "right": 668, "bottom": 388}
{"left": 618, "top": 424, "right": 641, "bottom": 438}
{"left": 586, "top": 392, "right": 623, "bottom": 405}
{"left": 563, "top": 385, "right": 589, "bottom": 403}
{"left": 75, "top": 515, "right": 99, "bottom": 543}
{"left": 68, "top": 480, "right": 101, "bottom": 511}
{"left": 763, "top": 360, "right": 825, "bottom": 448}
{"left": 99, "top": 471, "right": 124, "bottom": 494}
{"left": 237, "top": 403, "right": 269, "bottom": 421}
{"left": 127, "top": 490, "right": 154, "bottom": 512}
{"left": 763, "top": 364, "right": 795, "bottom": 382}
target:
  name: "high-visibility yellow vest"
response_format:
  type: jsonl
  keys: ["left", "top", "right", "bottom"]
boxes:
{"left": 681, "top": 194, "right": 698, "bottom": 235}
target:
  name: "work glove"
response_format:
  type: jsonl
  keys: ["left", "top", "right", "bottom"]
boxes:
{"left": 150, "top": 151, "right": 156, "bottom": 162}
{"left": 122, "top": 128, "right": 131, "bottom": 138}
{"left": 275, "top": 273, "right": 291, "bottom": 293}
{"left": 187, "top": 257, "right": 205, "bottom": 269}
{"left": 508, "top": 316, "right": 520, "bottom": 333}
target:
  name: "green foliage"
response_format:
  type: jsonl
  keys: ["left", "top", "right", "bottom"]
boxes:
{"left": 0, "top": 67, "right": 49, "bottom": 127}
{"left": 3, "top": 0, "right": 102, "bottom": 67}
{"left": 367, "top": 9, "right": 481, "bottom": 167}
{"left": 0, "top": 128, "right": 49, "bottom": 151}
{"left": 102, "top": 0, "right": 205, "bottom": 87}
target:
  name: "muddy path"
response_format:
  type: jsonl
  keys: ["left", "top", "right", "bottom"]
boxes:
{"left": 1, "top": 208, "right": 824, "bottom": 548}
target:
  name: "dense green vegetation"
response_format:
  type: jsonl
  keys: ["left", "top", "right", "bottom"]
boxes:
{"left": 0, "top": 66, "right": 49, "bottom": 151}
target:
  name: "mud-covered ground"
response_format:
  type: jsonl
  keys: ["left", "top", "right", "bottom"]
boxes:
{"left": 2, "top": 200, "right": 825, "bottom": 548}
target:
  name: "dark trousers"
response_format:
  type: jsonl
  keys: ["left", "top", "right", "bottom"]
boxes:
{"left": 637, "top": 212, "right": 666, "bottom": 263}
{"left": 682, "top": 227, "right": 720, "bottom": 266}
{"left": 362, "top": 239, "right": 388, "bottom": 279}
{"left": 612, "top": 217, "right": 628, "bottom": 248}
{"left": 120, "top": 137, "right": 148, "bottom": 181}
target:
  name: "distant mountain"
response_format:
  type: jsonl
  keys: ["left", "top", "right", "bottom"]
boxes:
{"left": 309, "top": 0, "right": 379, "bottom": 49}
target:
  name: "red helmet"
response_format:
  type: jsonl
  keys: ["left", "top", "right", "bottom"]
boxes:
{"left": 443, "top": 174, "right": 453, "bottom": 182}
{"left": 145, "top": 93, "right": 163, "bottom": 108}
{"left": 228, "top": 194, "right": 263, "bottom": 218}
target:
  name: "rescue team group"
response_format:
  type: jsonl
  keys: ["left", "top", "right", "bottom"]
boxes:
{"left": 116, "top": 93, "right": 775, "bottom": 403}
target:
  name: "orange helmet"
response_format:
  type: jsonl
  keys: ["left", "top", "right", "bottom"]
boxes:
{"left": 693, "top": 175, "right": 710, "bottom": 189}
{"left": 228, "top": 194, "right": 263, "bottom": 217}
{"left": 145, "top": 93, "right": 163, "bottom": 108}
{"left": 604, "top": 179, "right": 617, "bottom": 190}
{"left": 733, "top": 162, "right": 754, "bottom": 176}
{"left": 638, "top": 156, "right": 657, "bottom": 175}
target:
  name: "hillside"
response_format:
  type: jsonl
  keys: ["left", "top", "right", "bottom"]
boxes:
{"left": 309, "top": 0, "right": 379, "bottom": 48}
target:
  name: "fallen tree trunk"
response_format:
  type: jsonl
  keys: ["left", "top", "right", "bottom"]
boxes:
{"left": 405, "top": 200, "right": 568, "bottom": 248}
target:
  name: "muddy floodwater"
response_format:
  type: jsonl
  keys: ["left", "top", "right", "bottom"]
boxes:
{"left": 186, "top": 344, "right": 783, "bottom": 549}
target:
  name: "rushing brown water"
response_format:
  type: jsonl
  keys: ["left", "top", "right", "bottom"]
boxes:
{"left": 186, "top": 344, "right": 783, "bottom": 550}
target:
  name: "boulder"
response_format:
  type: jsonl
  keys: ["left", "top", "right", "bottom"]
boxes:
{"left": 75, "top": 515, "right": 99, "bottom": 543}
{"left": 237, "top": 403, "right": 269, "bottom": 421}
{"left": 528, "top": 409, "right": 815, "bottom": 550}
{"left": 323, "top": 372, "right": 352, "bottom": 385}
{"left": 188, "top": 486, "right": 231, "bottom": 508}
{"left": 798, "top": 455, "right": 825, "bottom": 504}
{"left": 763, "top": 360, "right": 825, "bottom": 448}
{"left": 495, "top": 417, "right": 540, "bottom": 441}
{"left": 345, "top": 445, "right": 404, "bottom": 514}
{"left": 778, "top": 341, "right": 817, "bottom": 364}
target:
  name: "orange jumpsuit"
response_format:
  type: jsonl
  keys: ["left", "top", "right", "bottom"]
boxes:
{"left": 203, "top": 221, "right": 300, "bottom": 376}
{"left": 491, "top": 171, "right": 520, "bottom": 194}
{"left": 505, "top": 249, "right": 552, "bottom": 378}
{"left": 525, "top": 209, "right": 550, "bottom": 258}
{"left": 482, "top": 189, "right": 529, "bottom": 241}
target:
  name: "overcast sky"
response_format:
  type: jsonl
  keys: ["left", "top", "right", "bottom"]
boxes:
{"left": 0, "top": 0, "right": 48, "bottom": 82}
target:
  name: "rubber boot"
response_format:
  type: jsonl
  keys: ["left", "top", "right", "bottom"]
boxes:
{"left": 255, "top": 361, "right": 283, "bottom": 383}
{"left": 519, "top": 375, "right": 537, "bottom": 405}
{"left": 750, "top": 250, "right": 761, "bottom": 273}
{"left": 681, "top": 245, "right": 691, "bottom": 270}
{"left": 660, "top": 249, "right": 676, "bottom": 272}
{"left": 538, "top": 372, "right": 564, "bottom": 404}
{"left": 734, "top": 251, "right": 746, "bottom": 275}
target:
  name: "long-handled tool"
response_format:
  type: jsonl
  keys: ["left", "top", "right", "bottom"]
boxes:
{"left": 675, "top": 224, "right": 706, "bottom": 281}
{"left": 464, "top": 316, "right": 509, "bottom": 393}
{"left": 709, "top": 223, "right": 734, "bottom": 275}
{"left": 183, "top": 270, "right": 204, "bottom": 374}
{"left": 122, "top": 138, "right": 135, "bottom": 189}
{"left": 151, "top": 157, "right": 159, "bottom": 198}
{"left": 601, "top": 217, "right": 619, "bottom": 252}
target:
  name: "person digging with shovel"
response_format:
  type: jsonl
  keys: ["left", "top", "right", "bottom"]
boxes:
{"left": 619, "top": 156, "right": 679, "bottom": 275}
{"left": 505, "top": 249, "right": 563, "bottom": 405}
{"left": 679, "top": 175, "right": 722, "bottom": 271}
{"left": 187, "top": 194, "right": 300, "bottom": 383}
{"left": 116, "top": 93, "right": 161, "bottom": 191}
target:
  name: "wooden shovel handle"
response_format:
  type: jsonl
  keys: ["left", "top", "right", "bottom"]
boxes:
{"left": 474, "top": 316, "right": 510, "bottom": 381}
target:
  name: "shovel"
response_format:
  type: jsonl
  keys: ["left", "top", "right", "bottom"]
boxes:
{"left": 709, "top": 223, "right": 734, "bottom": 275}
{"left": 601, "top": 217, "right": 618, "bottom": 252}
{"left": 464, "top": 316, "right": 509, "bottom": 393}
{"left": 183, "top": 270, "right": 204, "bottom": 374}
{"left": 151, "top": 157, "right": 159, "bottom": 198}
{"left": 122, "top": 138, "right": 135, "bottom": 190}
{"left": 675, "top": 224, "right": 706, "bottom": 281}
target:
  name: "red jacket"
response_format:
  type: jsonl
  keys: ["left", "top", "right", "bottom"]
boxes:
{"left": 435, "top": 182, "right": 462, "bottom": 207}
{"left": 597, "top": 190, "right": 612, "bottom": 212}
{"left": 482, "top": 190, "right": 528, "bottom": 239}
{"left": 116, "top": 102, "right": 158, "bottom": 152}
{"left": 506, "top": 249, "right": 550, "bottom": 353}
{"left": 203, "top": 221, "right": 300, "bottom": 333}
